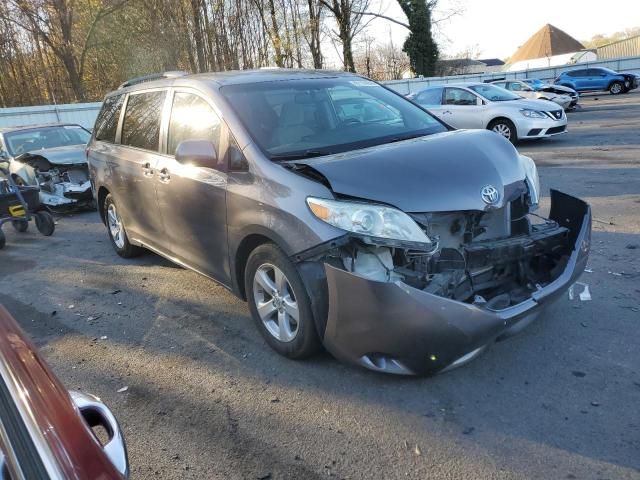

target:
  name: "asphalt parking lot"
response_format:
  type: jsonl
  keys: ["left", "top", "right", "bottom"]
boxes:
{"left": 1, "top": 91, "right": 639, "bottom": 480}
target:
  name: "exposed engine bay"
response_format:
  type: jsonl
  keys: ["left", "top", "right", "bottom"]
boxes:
{"left": 12, "top": 153, "right": 94, "bottom": 211}
{"left": 301, "top": 192, "right": 571, "bottom": 311}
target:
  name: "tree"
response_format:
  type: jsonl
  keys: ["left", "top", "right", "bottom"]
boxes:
{"left": 320, "top": 0, "right": 371, "bottom": 72}
{"left": 1, "top": 0, "right": 130, "bottom": 102}
{"left": 581, "top": 27, "right": 640, "bottom": 49}
{"left": 304, "top": 0, "right": 324, "bottom": 68}
{"left": 397, "top": 0, "right": 438, "bottom": 77}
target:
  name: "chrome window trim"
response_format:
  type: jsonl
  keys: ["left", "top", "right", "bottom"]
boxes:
{"left": 0, "top": 359, "right": 62, "bottom": 479}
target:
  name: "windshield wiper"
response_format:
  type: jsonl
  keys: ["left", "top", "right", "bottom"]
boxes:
{"left": 388, "top": 132, "right": 429, "bottom": 143}
{"left": 271, "top": 150, "right": 327, "bottom": 161}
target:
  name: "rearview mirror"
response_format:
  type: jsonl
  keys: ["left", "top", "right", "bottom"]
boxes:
{"left": 175, "top": 140, "right": 221, "bottom": 171}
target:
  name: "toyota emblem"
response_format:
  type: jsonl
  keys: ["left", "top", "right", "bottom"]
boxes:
{"left": 481, "top": 185, "right": 500, "bottom": 205}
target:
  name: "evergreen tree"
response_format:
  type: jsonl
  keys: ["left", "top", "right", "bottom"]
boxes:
{"left": 397, "top": 0, "right": 438, "bottom": 77}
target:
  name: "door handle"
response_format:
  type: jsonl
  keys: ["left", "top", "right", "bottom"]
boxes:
{"left": 442, "top": 110, "right": 452, "bottom": 115}
{"left": 158, "top": 167, "right": 171, "bottom": 183}
{"left": 142, "top": 162, "right": 154, "bottom": 177}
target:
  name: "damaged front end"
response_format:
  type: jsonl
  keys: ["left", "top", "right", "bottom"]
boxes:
{"left": 297, "top": 189, "right": 591, "bottom": 376}
{"left": 12, "top": 151, "right": 94, "bottom": 211}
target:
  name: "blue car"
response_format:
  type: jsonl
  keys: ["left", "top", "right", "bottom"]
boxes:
{"left": 555, "top": 67, "right": 639, "bottom": 95}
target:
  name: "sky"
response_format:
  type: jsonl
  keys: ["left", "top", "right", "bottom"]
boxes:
{"left": 364, "top": 0, "right": 640, "bottom": 60}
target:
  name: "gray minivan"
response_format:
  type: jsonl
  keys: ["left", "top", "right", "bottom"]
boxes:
{"left": 87, "top": 69, "right": 591, "bottom": 376}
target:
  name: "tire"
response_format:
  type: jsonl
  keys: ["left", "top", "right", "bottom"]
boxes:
{"left": 488, "top": 118, "right": 518, "bottom": 144}
{"left": 104, "top": 194, "right": 142, "bottom": 258}
{"left": 245, "top": 243, "right": 322, "bottom": 359}
{"left": 11, "top": 220, "right": 28, "bottom": 232}
{"left": 609, "top": 81, "right": 624, "bottom": 95}
{"left": 34, "top": 211, "right": 55, "bottom": 236}
{"left": 0, "top": 229, "right": 5, "bottom": 249}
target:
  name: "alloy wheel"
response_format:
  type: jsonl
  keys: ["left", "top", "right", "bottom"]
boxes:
{"left": 107, "top": 203, "right": 125, "bottom": 249}
{"left": 492, "top": 123, "right": 512, "bottom": 139}
{"left": 610, "top": 83, "right": 622, "bottom": 94}
{"left": 252, "top": 264, "right": 299, "bottom": 342}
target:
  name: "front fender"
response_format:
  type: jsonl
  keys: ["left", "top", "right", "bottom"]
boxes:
{"left": 9, "top": 161, "right": 37, "bottom": 185}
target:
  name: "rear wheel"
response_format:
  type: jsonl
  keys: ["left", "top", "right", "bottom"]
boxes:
{"left": 104, "top": 194, "right": 142, "bottom": 258}
{"left": 488, "top": 119, "right": 518, "bottom": 144}
{"left": 34, "top": 211, "right": 55, "bottom": 236}
{"left": 609, "top": 81, "right": 624, "bottom": 94}
{"left": 245, "top": 243, "right": 321, "bottom": 359}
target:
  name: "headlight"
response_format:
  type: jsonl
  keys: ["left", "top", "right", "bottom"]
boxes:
{"left": 306, "top": 197, "right": 432, "bottom": 245}
{"left": 520, "top": 155, "right": 540, "bottom": 209}
{"left": 520, "top": 109, "right": 547, "bottom": 119}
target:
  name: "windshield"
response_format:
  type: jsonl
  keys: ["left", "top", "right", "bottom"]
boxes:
{"left": 468, "top": 84, "right": 521, "bottom": 102}
{"left": 524, "top": 79, "right": 544, "bottom": 89}
{"left": 220, "top": 77, "right": 447, "bottom": 159}
{"left": 4, "top": 126, "right": 90, "bottom": 156}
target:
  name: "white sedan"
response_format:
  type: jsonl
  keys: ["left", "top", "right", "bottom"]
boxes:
{"left": 491, "top": 79, "right": 574, "bottom": 109}
{"left": 407, "top": 83, "right": 568, "bottom": 144}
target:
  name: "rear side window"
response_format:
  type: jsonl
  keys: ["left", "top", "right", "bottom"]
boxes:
{"left": 567, "top": 70, "right": 586, "bottom": 77}
{"left": 444, "top": 88, "right": 477, "bottom": 106}
{"left": 94, "top": 95, "right": 124, "bottom": 142}
{"left": 416, "top": 88, "right": 443, "bottom": 106}
{"left": 121, "top": 91, "right": 166, "bottom": 151}
{"left": 167, "top": 92, "right": 222, "bottom": 155}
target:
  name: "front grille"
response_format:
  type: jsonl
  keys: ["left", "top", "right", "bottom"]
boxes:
{"left": 546, "top": 125, "right": 566, "bottom": 135}
{"left": 548, "top": 110, "right": 563, "bottom": 120}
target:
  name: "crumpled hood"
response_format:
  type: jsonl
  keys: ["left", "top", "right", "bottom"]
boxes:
{"left": 291, "top": 129, "right": 528, "bottom": 212}
{"left": 541, "top": 84, "right": 576, "bottom": 95}
{"left": 17, "top": 144, "right": 86, "bottom": 165}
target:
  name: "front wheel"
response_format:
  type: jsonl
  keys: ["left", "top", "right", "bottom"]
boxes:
{"left": 34, "top": 211, "right": 55, "bottom": 236}
{"left": 104, "top": 194, "right": 142, "bottom": 258}
{"left": 245, "top": 243, "right": 322, "bottom": 359}
{"left": 488, "top": 119, "right": 518, "bottom": 144}
{"left": 609, "top": 81, "right": 624, "bottom": 94}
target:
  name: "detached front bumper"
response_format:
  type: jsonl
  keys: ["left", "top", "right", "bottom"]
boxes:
{"left": 321, "top": 190, "right": 591, "bottom": 376}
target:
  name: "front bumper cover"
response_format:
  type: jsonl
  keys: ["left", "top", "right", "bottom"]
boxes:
{"left": 321, "top": 190, "right": 591, "bottom": 376}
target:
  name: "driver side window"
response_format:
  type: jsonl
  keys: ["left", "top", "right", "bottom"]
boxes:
{"left": 444, "top": 88, "right": 477, "bottom": 106}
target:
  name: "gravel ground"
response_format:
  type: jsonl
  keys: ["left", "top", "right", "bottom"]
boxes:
{"left": 1, "top": 91, "right": 639, "bottom": 480}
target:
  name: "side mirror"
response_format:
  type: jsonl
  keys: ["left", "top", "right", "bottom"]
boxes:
{"left": 175, "top": 140, "right": 222, "bottom": 171}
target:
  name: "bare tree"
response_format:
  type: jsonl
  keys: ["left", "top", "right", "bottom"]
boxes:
{"left": 1, "top": 0, "right": 130, "bottom": 101}
{"left": 320, "top": 0, "right": 371, "bottom": 72}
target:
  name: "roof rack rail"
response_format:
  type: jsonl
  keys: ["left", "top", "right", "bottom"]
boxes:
{"left": 118, "top": 71, "right": 189, "bottom": 89}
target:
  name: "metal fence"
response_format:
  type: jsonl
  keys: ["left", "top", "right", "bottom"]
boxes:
{"left": 2, "top": 54, "right": 640, "bottom": 126}
{"left": 381, "top": 55, "right": 640, "bottom": 95}
{"left": 0, "top": 102, "right": 102, "bottom": 130}
{"left": 597, "top": 36, "right": 640, "bottom": 60}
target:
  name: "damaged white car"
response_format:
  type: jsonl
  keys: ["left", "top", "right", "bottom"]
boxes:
{"left": 0, "top": 124, "right": 94, "bottom": 210}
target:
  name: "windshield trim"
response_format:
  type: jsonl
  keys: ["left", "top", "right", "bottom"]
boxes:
{"left": 270, "top": 128, "right": 445, "bottom": 161}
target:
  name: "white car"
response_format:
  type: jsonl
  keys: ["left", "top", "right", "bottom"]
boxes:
{"left": 491, "top": 79, "right": 574, "bottom": 109}
{"left": 407, "top": 83, "right": 568, "bottom": 144}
